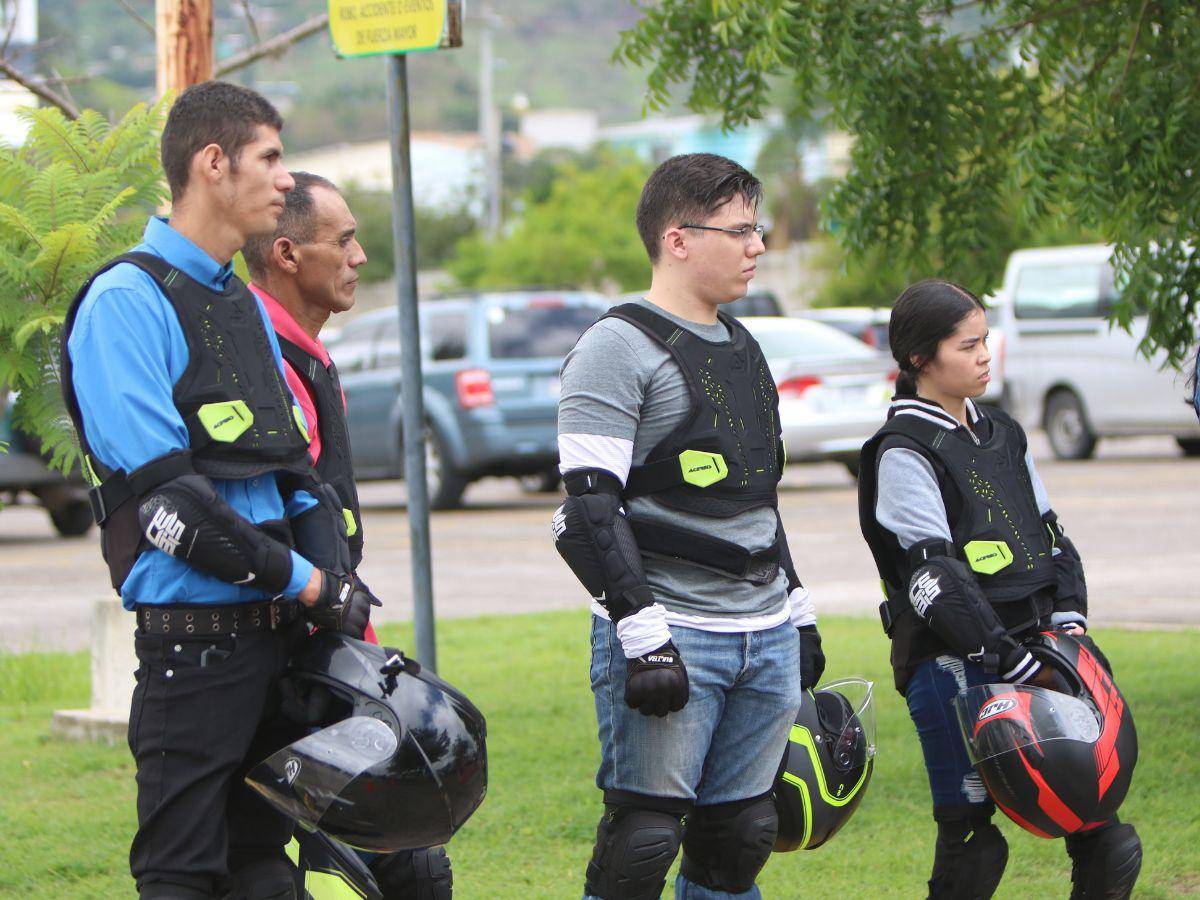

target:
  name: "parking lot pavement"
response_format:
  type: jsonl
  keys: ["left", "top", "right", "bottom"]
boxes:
{"left": 5, "top": 435, "right": 1197, "bottom": 653}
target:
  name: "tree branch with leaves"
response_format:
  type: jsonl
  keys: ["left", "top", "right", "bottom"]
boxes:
{"left": 618, "top": 0, "right": 1200, "bottom": 365}
{"left": 0, "top": 4, "right": 329, "bottom": 122}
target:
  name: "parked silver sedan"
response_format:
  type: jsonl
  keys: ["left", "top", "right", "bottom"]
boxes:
{"left": 741, "top": 316, "right": 895, "bottom": 477}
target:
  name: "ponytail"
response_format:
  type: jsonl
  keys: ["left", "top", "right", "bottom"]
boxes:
{"left": 894, "top": 368, "right": 919, "bottom": 398}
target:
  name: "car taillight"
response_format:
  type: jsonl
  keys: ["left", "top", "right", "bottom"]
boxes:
{"left": 455, "top": 368, "right": 494, "bottom": 408}
{"left": 860, "top": 327, "right": 877, "bottom": 347}
{"left": 778, "top": 375, "right": 822, "bottom": 399}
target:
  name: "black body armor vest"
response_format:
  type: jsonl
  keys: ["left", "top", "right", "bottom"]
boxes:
{"left": 277, "top": 336, "right": 364, "bottom": 568}
{"left": 601, "top": 303, "right": 786, "bottom": 579}
{"left": 61, "top": 251, "right": 314, "bottom": 589}
{"left": 858, "top": 404, "right": 1057, "bottom": 685}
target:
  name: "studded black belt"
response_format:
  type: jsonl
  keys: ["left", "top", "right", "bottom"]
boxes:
{"left": 136, "top": 598, "right": 302, "bottom": 636}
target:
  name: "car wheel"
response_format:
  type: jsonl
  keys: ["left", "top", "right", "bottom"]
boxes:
{"left": 519, "top": 467, "right": 561, "bottom": 493}
{"left": 1176, "top": 437, "right": 1200, "bottom": 457}
{"left": 1044, "top": 390, "right": 1097, "bottom": 460}
{"left": 49, "top": 499, "right": 94, "bottom": 537}
{"left": 422, "top": 423, "right": 467, "bottom": 510}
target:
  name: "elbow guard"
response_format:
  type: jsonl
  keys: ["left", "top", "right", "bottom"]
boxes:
{"left": 552, "top": 469, "right": 655, "bottom": 622}
{"left": 138, "top": 474, "right": 294, "bottom": 594}
{"left": 1044, "top": 512, "right": 1088, "bottom": 617}
{"left": 907, "top": 546, "right": 1038, "bottom": 683}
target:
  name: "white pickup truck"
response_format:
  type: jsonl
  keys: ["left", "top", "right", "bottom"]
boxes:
{"left": 987, "top": 244, "right": 1200, "bottom": 459}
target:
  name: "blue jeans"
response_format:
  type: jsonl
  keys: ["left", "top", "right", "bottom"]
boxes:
{"left": 905, "top": 654, "right": 1000, "bottom": 818}
{"left": 585, "top": 616, "right": 803, "bottom": 899}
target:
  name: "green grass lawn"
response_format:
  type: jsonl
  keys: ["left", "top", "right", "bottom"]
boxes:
{"left": 1, "top": 612, "right": 1196, "bottom": 898}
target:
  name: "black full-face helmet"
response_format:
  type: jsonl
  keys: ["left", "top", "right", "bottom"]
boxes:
{"left": 246, "top": 632, "right": 488, "bottom": 853}
{"left": 954, "top": 631, "right": 1137, "bottom": 839}
{"left": 773, "top": 678, "right": 876, "bottom": 852}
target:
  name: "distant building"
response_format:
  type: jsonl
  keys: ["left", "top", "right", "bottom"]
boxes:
{"left": 598, "top": 112, "right": 780, "bottom": 170}
{"left": 517, "top": 106, "right": 852, "bottom": 183}
{"left": 285, "top": 132, "right": 486, "bottom": 213}
{"left": 519, "top": 108, "right": 598, "bottom": 155}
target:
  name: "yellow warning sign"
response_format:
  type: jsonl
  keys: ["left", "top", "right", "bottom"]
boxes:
{"left": 328, "top": 0, "right": 462, "bottom": 58}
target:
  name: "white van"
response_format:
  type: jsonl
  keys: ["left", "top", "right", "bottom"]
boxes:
{"left": 989, "top": 244, "right": 1200, "bottom": 459}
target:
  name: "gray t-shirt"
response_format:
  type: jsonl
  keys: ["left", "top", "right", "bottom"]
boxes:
{"left": 558, "top": 300, "right": 787, "bottom": 619}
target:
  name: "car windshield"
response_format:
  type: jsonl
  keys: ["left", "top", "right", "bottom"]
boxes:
{"left": 487, "top": 303, "right": 603, "bottom": 359}
{"left": 746, "top": 320, "right": 878, "bottom": 360}
{"left": 1013, "top": 262, "right": 1110, "bottom": 319}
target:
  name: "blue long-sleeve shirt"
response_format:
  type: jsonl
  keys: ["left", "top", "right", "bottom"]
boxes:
{"left": 68, "top": 216, "right": 316, "bottom": 609}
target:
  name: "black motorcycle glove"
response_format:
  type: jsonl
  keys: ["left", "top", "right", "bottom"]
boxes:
{"left": 797, "top": 624, "right": 826, "bottom": 691}
{"left": 305, "top": 569, "right": 381, "bottom": 639}
{"left": 625, "top": 640, "right": 689, "bottom": 717}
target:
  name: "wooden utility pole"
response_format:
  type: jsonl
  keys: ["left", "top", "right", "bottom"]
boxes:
{"left": 156, "top": 0, "right": 213, "bottom": 97}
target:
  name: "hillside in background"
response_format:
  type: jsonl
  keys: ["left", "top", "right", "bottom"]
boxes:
{"left": 37, "top": 0, "right": 650, "bottom": 150}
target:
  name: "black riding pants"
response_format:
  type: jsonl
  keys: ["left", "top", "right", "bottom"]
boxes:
{"left": 127, "top": 618, "right": 308, "bottom": 896}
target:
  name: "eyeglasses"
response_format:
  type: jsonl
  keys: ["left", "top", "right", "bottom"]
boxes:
{"left": 680, "top": 223, "right": 766, "bottom": 243}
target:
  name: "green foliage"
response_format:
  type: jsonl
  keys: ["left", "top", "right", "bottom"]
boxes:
{"left": 338, "top": 184, "right": 479, "bottom": 284}
{"left": 0, "top": 100, "right": 169, "bottom": 473}
{"left": 449, "top": 151, "right": 651, "bottom": 292}
{"left": 618, "top": 1, "right": 1200, "bottom": 365}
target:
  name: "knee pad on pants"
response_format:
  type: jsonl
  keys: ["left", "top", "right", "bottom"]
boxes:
{"left": 371, "top": 847, "right": 453, "bottom": 900}
{"left": 584, "top": 791, "right": 689, "bottom": 900}
{"left": 679, "top": 794, "right": 778, "bottom": 895}
{"left": 928, "top": 811, "right": 1008, "bottom": 900}
{"left": 1066, "top": 822, "right": 1142, "bottom": 900}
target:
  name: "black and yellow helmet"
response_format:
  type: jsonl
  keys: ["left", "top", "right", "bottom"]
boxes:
{"left": 772, "top": 678, "right": 876, "bottom": 852}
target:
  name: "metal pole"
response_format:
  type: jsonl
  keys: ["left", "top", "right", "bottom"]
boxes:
{"left": 478, "top": 0, "right": 501, "bottom": 236}
{"left": 385, "top": 54, "right": 437, "bottom": 671}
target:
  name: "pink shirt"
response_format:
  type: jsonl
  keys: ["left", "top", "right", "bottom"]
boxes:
{"left": 251, "top": 284, "right": 378, "bottom": 645}
{"left": 250, "top": 283, "right": 338, "bottom": 465}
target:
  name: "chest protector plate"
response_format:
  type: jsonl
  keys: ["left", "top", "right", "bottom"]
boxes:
{"left": 859, "top": 406, "right": 1056, "bottom": 609}
{"left": 606, "top": 303, "right": 784, "bottom": 515}
{"left": 60, "top": 252, "right": 314, "bottom": 588}
{"left": 278, "top": 336, "right": 364, "bottom": 568}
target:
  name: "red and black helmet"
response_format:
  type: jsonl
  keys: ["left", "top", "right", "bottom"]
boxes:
{"left": 954, "top": 632, "right": 1137, "bottom": 838}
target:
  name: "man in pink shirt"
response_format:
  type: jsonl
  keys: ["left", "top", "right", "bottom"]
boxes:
{"left": 243, "top": 171, "right": 376, "bottom": 643}
{"left": 243, "top": 173, "right": 454, "bottom": 898}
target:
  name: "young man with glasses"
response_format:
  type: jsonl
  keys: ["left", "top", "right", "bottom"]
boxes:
{"left": 553, "top": 152, "right": 824, "bottom": 899}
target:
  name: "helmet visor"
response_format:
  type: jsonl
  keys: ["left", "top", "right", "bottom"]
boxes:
{"left": 245, "top": 715, "right": 399, "bottom": 830}
{"left": 954, "top": 684, "right": 1101, "bottom": 764}
{"left": 818, "top": 677, "right": 877, "bottom": 771}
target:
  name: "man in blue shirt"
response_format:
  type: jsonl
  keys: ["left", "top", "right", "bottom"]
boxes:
{"left": 63, "top": 82, "right": 377, "bottom": 900}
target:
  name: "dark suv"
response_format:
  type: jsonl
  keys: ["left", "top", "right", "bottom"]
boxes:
{"left": 326, "top": 290, "right": 609, "bottom": 508}
{"left": 0, "top": 401, "right": 93, "bottom": 536}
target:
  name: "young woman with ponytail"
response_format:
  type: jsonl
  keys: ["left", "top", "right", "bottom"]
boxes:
{"left": 856, "top": 279, "right": 1142, "bottom": 899}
